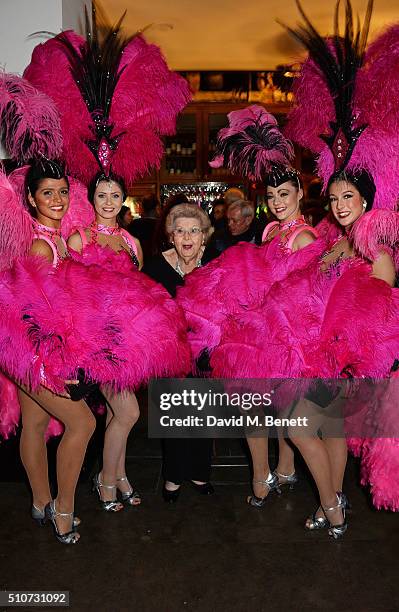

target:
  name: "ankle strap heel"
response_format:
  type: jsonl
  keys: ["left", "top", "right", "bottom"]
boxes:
{"left": 44, "top": 501, "right": 80, "bottom": 545}
{"left": 92, "top": 473, "right": 124, "bottom": 512}
{"left": 116, "top": 476, "right": 142, "bottom": 506}
{"left": 322, "top": 493, "right": 348, "bottom": 540}
{"left": 247, "top": 472, "right": 281, "bottom": 508}
{"left": 273, "top": 470, "right": 299, "bottom": 490}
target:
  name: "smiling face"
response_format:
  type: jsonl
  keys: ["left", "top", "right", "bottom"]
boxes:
{"left": 266, "top": 180, "right": 303, "bottom": 223}
{"left": 28, "top": 178, "right": 69, "bottom": 227}
{"left": 93, "top": 180, "right": 124, "bottom": 224}
{"left": 328, "top": 180, "right": 365, "bottom": 228}
{"left": 172, "top": 216, "right": 204, "bottom": 260}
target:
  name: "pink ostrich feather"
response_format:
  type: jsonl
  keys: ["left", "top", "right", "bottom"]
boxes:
{"left": 61, "top": 177, "right": 95, "bottom": 238}
{"left": 113, "top": 35, "right": 191, "bottom": 135}
{"left": 284, "top": 57, "right": 335, "bottom": 155}
{"left": 351, "top": 209, "right": 399, "bottom": 264}
{"left": 0, "top": 72, "right": 63, "bottom": 163}
{"left": 0, "top": 169, "right": 33, "bottom": 271}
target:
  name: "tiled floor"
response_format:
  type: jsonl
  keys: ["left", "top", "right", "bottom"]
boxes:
{"left": 0, "top": 397, "right": 398, "bottom": 612}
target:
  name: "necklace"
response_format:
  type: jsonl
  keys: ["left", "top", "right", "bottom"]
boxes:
{"left": 279, "top": 215, "right": 306, "bottom": 231}
{"left": 175, "top": 257, "right": 202, "bottom": 278}
{"left": 92, "top": 223, "right": 139, "bottom": 268}
{"left": 95, "top": 223, "right": 121, "bottom": 235}
{"left": 33, "top": 220, "right": 61, "bottom": 237}
{"left": 32, "top": 220, "right": 67, "bottom": 262}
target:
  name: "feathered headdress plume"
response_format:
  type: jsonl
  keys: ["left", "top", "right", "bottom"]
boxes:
{"left": 0, "top": 72, "right": 62, "bottom": 163}
{"left": 282, "top": 0, "right": 373, "bottom": 172}
{"left": 24, "top": 0, "right": 191, "bottom": 184}
{"left": 283, "top": 0, "right": 399, "bottom": 211}
{"left": 209, "top": 105, "right": 295, "bottom": 181}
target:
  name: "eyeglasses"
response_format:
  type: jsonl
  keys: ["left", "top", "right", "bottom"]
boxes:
{"left": 173, "top": 227, "right": 203, "bottom": 237}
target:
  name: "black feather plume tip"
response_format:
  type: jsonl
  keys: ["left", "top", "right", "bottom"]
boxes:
{"left": 56, "top": 1, "right": 136, "bottom": 121}
{"left": 279, "top": 0, "right": 373, "bottom": 171}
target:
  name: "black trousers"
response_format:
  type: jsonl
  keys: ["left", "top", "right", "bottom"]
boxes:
{"left": 162, "top": 438, "right": 213, "bottom": 484}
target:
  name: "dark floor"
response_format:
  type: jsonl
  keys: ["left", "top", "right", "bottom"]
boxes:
{"left": 0, "top": 393, "right": 398, "bottom": 612}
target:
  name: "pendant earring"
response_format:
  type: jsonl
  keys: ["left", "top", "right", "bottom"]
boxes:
{"left": 362, "top": 200, "right": 367, "bottom": 209}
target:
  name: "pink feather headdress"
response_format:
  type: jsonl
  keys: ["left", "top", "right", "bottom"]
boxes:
{"left": 23, "top": 1, "right": 191, "bottom": 185}
{"left": 209, "top": 105, "right": 295, "bottom": 182}
{"left": 283, "top": 0, "right": 399, "bottom": 212}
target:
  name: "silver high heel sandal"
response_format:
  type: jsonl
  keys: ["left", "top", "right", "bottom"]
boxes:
{"left": 32, "top": 504, "right": 80, "bottom": 528}
{"left": 247, "top": 472, "right": 281, "bottom": 508}
{"left": 44, "top": 501, "right": 80, "bottom": 545}
{"left": 116, "top": 477, "right": 141, "bottom": 506}
{"left": 322, "top": 493, "right": 348, "bottom": 540}
{"left": 273, "top": 470, "right": 299, "bottom": 490}
{"left": 305, "top": 491, "right": 349, "bottom": 531}
{"left": 92, "top": 473, "right": 124, "bottom": 512}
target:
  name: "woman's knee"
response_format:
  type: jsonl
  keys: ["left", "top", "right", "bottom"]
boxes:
{"left": 115, "top": 406, "right": 140, "bottom": 430}
{"left": 21, "top": 413, "right": 50, "bottom": 437}
{"left": 64, "top": 406, "right": 96, "bottom": 438}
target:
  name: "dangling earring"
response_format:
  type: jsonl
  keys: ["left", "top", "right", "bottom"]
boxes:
{"left": 362, "top": 200, "right": 367, "bottom": 209}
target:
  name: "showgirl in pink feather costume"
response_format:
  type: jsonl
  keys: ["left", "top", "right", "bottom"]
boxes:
{"left": 66, "top": 172, "right": 191, "bottom": 510}
{"left": 177, "top": 106, "right": 322, "bottom": 503}
{"left": 13, "top": 2, "right": 192, "bottom": 513}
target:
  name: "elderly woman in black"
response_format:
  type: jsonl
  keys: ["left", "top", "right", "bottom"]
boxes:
{"left": 143, "top": 203, "right": 214, "bottom": 501}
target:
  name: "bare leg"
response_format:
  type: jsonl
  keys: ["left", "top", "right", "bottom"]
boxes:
{"left": 323, "top": 438, "right": 347, "bottom": 492}
{"left": 275, "top": 436, "right": 295, "bottom": 479}
{"left": 100, "top": 389, "right": 140, "bottom": 505}
{"left": 289, "top": 399, "right": 345, "bottom": 527}
{"left": 18, "top": 386, "right": 95, "bottom": 535}
{"left": 19, "top": 390, "right": 51, "bottom": 510}
{"left": 246, "top": 436, "right": 271, "bottom": 499}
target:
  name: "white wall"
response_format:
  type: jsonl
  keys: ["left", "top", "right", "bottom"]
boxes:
{"left": 62, "top": 0, "right": 91, "bottom": 33}
{"left": 0, "top": 0, "right": 62, "bottom": 74}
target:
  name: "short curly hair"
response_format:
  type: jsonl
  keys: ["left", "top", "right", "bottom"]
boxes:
{"left": 165, "top": 204, "right": 212, "bottom": 243}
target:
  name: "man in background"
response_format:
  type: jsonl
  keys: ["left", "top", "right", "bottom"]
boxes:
{"left": 204, "top": 199, "right": 263, "bottom": 261}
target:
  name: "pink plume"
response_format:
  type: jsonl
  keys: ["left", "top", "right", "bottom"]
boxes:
{"left": 284, "top": 57, "right": 335, "bottom": 156}
{"left": 113, "top": 35, "right": 191, "bottom": 136}
{"left": 61, "top": 177, "right": 95, "bottom": 238}
{"left": 351, "top": 209, "right": 399, "bottom": 263}
{"left": 285, "top": 26, "right": 399, "bottom": 210}
{"left": 0, "top": 72, "right": 63, "bottom": 163}
{"left": 0, "top": 168, "right": 33, "bottom": 271}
